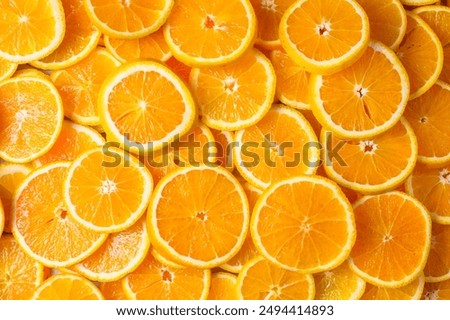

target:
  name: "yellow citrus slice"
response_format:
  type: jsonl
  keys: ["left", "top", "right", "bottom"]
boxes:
{"left": 401, "top": 0, "right": 439, "bottom": 5}
{"left": 422, "top": 279, "right": 450, "bottom": 299}
{"left": 0, "top": 59, "right": 17, "bottom": 83}
{"left": 361, "top": 273, "right": 425, "bottom": 300}
{"left": 207, "top": 272, "right": 239, "bottom": 300}
{"left": 150, "top": 247, "right": 186, "bottom": 269}
{"left": 99, "top": 279, "right": 128, "bottom": 300}
{"left": 423, "top": 223, "right": 450, "bottom": 282}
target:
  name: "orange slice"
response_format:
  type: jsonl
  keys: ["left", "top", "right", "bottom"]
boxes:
{"left": 164, "top": 0, "right": 256, "bottom": 66}
{"left": 30, "top": 0, "right": 101, "bottom": 70}
{"left": 361, "top": 274, "right": 425, "bottom": 300}
{"left": 84, "top": 0, "right": 174, "bottom": 39}
{"left": 396, "top": 12, "right": 443, "bottom": 100}
{"left": 349, "top": 191, "right": 432, "bottom": 288}
{"left": 207, "top": 272, "right": 239, "bottom": 300}
{"left": 0, "top": 76, "right": 64, "bottom": 163}
{"left": 99, "top": 60, "right": 196, "bottom": 152}
{"left": 234, "top": 104, "right": 319, "bottom": 189}
{"left": 123, "top": 252, "right": 211, "bottom": 300}
{"left": 422, "top": 279, "right": 450, "bottom": 299}
{"left": 12, "top": 162, "right": 107, "bottom": 267}
{"left": 0, "top": 0, "right": 65, "bottom": 63}
{"left": 279, "top": 0, "right": 370, "bottom": 75}
{"left": 51, "top": 48, "right": 121, "bottom": 126}
{"left": 0, "top": 198, "right": 3, "bottom": 236}
{"left": 148, "top": 166, "right": 249, "bottom": 269}
{"left": 423, "top": 223, "right": 450, "bottom": 282}
{"left": 0, "top": 59, "right": 17, "bottom": 83}
{"left": 322, "top": 117, "right": 418, "bottom": 194}
{"left": 237, "top": 256, "right": 315, "bottom": 300}
{"left": 150, "top": 247, "right": 186, "bottom": 269}
{"left": 72, "top": 216, "right": 150, "bottom": 282}
{"left": 99, "top": 279, "right": 128, "bottom": 300}
{"left": 405, "top": 164, "right": 450, "bottom": 224}
{"left": 190, "top": 49, "right": 275, "bottom": 131}
{"left": 32, "top": 274, "right": 104, "bottom": 300}
{"left": 401, "top": 0, "right": 440, "bottom": 5}
{"left": 210, "top": 128, "right": 234, "bottom": 171}
{"left": 165, "top": 57, "right": 191, "bottom": 84}
{"left": 310, "top": 40, "right": 409, "bottom": 139}
{"left": 64, "top": 147, "right": 153, "bottom": 233}
{"left": 252, "top": 175, "right": 356, "bottom": 273}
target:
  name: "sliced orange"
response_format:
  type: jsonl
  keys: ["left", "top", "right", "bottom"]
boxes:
{"left": 0, "top": 198, "right": 3, "bottom": 236}
{"left": 314, "top": 261, "right": 366, "bottom": 300}
{"left": 164, "top": 0, "right": 256, "bottom": 66}
{"left": 104, "top": 27, "right": 171, "bottom": 63}
{"left": 72, "top": 216, "right": 150, "bottom": 282}
{"left": 32, "top": 274, "right": 104, "bottom": 300}
{"left": 34, "top": 120, "right": 105, "bottom": 167}
{"left": 13, "top": 68, "right": 50, "bottom": 80}
{"left": 415, "top": 5, "right": 450, "bottom": 84}
{"left": 356, "top": 0, "right": 407, "bottom": 49}
{"left": 237, "top": 256, "right": 315, "bottom": 300}
{"left": 207, "top": 272, "right": 239, "bottom": 300}
{"left": 0, "top": 0, "right": 65, "bottom": 63}
{"left": 322, "top": 117, "right": 418, "bottom": 194}
{"left": 64, "top": 147, "right": 153, "bottom": 233}
{"left": 30, "top": 0, "right": 101, "bottom": 70}
{"left": 349, "top": 191, "right": 432, "bottom": 288}
{"left": 0, "top": 235, "right": 44, "bottom": 299}
{"left": 12, "top": 162, "right": 107, "bottom": 267}
{"left": 150, "top": 247, "right": 186, "bottom": 269}
{"left": 252, "top": 175, "right": 356, "bottom": 273}
{"left": 99, "top": 60, "right": 196, "bottom": 152}
{"left": 403, "top": 81, "right": 450, "bottom": 166}
{"left": 279, "top": 0, "right": 370, "bottom": 75}
{"left": 99, "top": 279, "right": 128, "bottom": 300}
{"left": 406, "top": 164, "right": 450, "bottom": 224}
{"left": 423, "top": 223, "right": 450, "bottom": 282}
{"left": 190, "top": 49, "right": 275, "bottom": 131}
{"left": 0, "top": 76, "right": 64, "bottom": 163}
{"left": 210, "top": 128, "right": 234, "bottom": 171}
{"left": 396, "top": 12, "right": 443, "bottom": 100}
{"left": 148, "top": 166, "right": 249, "bottom": 269}
{"left": 310, "top": 40, "right": 409, "bottom": 139}
{"left": 361, "top": 273, "right": 425, "bottom": 300}
{"left": 84, "top": 0, "right": 173, "bottom": 39}
{"left": 270, "top": 48, "right": 310, "bottom": 109}
{"left": 422, "top": 279, "right": 450, "bottom": 299}
{"left": 401, "top": 0, "right": 440, "bottom": 5}
{"left": 123, "top": 252, "right": 211, "bottom": 300}
{"left": 165, "top": 57, "right": 191, "bottom": 84}
{"left": 0, "top": 59, "right": 17, "bottom": 83}
{"left": 234, "top": 104, "right": 319, "bottom": 189}
{"left": 51, "top": 48, "right": 121, "bottom": 126}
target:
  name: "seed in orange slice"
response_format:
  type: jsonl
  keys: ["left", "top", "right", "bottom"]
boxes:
{"left": 208, "top": 272, "right": 239, "bottom": 300}
{"left": 64, "top": 147, "right": 153, "bottom": 233}
{"left": 322, "top": 117, "right": 418, "bottom": 194}
{"left": 0, "top": 76, "right": 64, "bottom": 163}
{"left": 0, "top": 235, "right": 45, "bottom": 299}
{"left": 406, "top": 164, "right": 450, "bottom": 224}
{"left": 12, "top": 162, "right": 107, "bottom": 267}
{"left": 0, "top": 0, "right": 65, "bottom": 63}
{"left": 210, "top": 128, "right": 235, "bottom": 171}
{"left": 149, "top": 166, "right": 249, "bottom": 269}
{"left": 190, "top": 49, "right": 275, "bottom": 131}
{"left": 361, "top": 273, "right": 425, "bottom": 300}
{"left": 279, "top": 0, "right": 370, "bottom": 75}
{"left": 237, "top": 256, "right": 315, "bottom": 300}
{"left": 99, "top": 279, "right": 128, "bottom": 300}
{"left": 164, "top": 0, "right": 256, "bottom": 66}
{"left": 422, "top": 279, "right": 450, "bottom": 299}
{"left": 99, "top": 60, "right": 196, "bottom": 152}
{"left": 396, "top": 12, "right": 443, "bottom": 100}
{"left": 349, "top": 191, "right": 432, "bottom": 288}
{"left": 310, "top": 40, "right": 409, "bottom": 139}
{"left": 252, "top": 175, "right": 356, "bottom": 273}
{"left": 423, "top": 223, "right": 450, "bottom": 282}
{"left": 51, "top": 48, "right": 121, "bottom": 126}
{"left": 32, "top": 274, "right": 104, "bottom": 300}
{"left": 84, "top": 0, "right": 173, "bottom": 39}
{"left": 30, "top": 0, "right": 101, "bottom": 70}
{"left": 0, "top": 59, "right": 17, "bottom": 83}
{"left": 123, "top": 252, "right": 211, "bottom": 300}
{"left": 314, "top": 261, "right": 366, "bottom": 300}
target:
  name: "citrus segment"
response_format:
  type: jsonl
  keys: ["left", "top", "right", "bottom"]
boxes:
{"left": 422, "top": 279, "right": 450, "bottom": 299}
{"left": 210, "top": 128, "right": 234, "bottom": 171}
{"left": 423, "top": 223, "right": 450, "bottom": 282}
{"left": 0, "top": 59, "right": 17, "bottom": 83}
{"left": 208, "top": 272, "right": 239, "bottom": 300}
{"left": 99, "top": 279, "right": 128, "bottom": 300}
{"left": 361, "top": 274, "right": 425, "bottom": 300}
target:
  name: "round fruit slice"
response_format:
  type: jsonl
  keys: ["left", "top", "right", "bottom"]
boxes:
{"left": 422, "top": 279, "right": 450, "bottom": 300}
{"left": 99, "top": 60, "right": 196, "bottom": 152}
{"left": 322, "top": 117, "right": 418, "bottom": 194}
{"left": 99, "top": 279, "right": 128, "bottom": 300}
{"left": 207, "top": 272, "right": 239, "bottom": 300}
{"left": 0, "top": 59, "right": 17, "bottom": 83}
{"left": 314, "top": 262, "right": 366, "bottom": 300}
{"left": 349, "top": 192, "right": 432, "bottom": 288}
{"left": 406, "top": 164, "right": 450, "bottom": 224}
{"left": 361, "top": 274, "right": 425, "bottom": 300}
{"left": 0, "top": 0, "right": 65, "bottom": 63}
{"left": 423, "top": 223, "right": 450, "bottom": 282}
{"left": 401, "top": 0, "right": 439, "bottom": 5}
{"left": 252, "top": 175, "right": 356, "bottom": 273}
{"left": 12, "top": 162, "right": 108, "bottom": 267}
{"left": 64, "top": 147, "right": 153, "bottom": 233}
{"left": 234, "top": 104, "right": 319, "bottom": 189}
{"left": 32, "top": 274, "right": 104, "bottom": 300}
{"left": 310, "top": 40, "right": 409, "bottom": 139}
{"left": 0, "top": 76, "right": 64, "bottom": 163}
{"left": 164, "top": 0, "right": 256, "bottom": 66}
{"left": 84, "top": 0, "right": 173, "bottom": 39}
{"left": 148, "top": 166, "right": 249, "bottom": 269}
{"left": 123, "top": 252, "right": 211, "bottom": 299}
{"left": 0, "top": 235, "right": 44, "bottom": 299}
{"left": 279, "top": 0, "right": 370, "bottom": 75}
{"left": 190, "top": 49, "right": 275, "bottom": 131}
{"left": 237, "top": 256, "right": 315, "bottom": 300}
